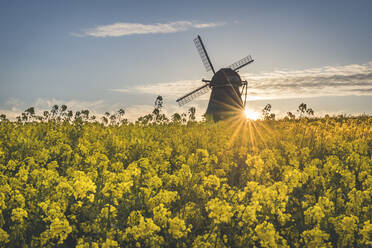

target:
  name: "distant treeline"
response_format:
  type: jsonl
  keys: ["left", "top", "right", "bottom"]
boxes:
{"left": 0, "top": 96, "right": 369, "bottom": 125}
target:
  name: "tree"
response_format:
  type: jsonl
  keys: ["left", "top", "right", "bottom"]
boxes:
{"left": 51, "top": 105, "right": 59, "bottom": 116}
{"left": 117, "top": 108, "right": 127, "bottom": 124}
{"left": 297, "top": 103, "right": 314, "bottom": 118}
{"left": 287, "top": 112, "right": 296, "bottom": 120}
{"left": 154, "top": 96, "right": 163, "bottom": 110}
{"left": 152, "top": 96, "right": 168, "bottom": 123}
{"left": 188, "top": 107, "right": 196, "bottom": 121}
{"left": 25, "top": 107, "right": 35, "bottom": 116}
{"left": 61, "top": 105, "right": 67, "bottom": 112}
{"left": 0, "top": 114, "right": 7, "bottom": 121}
{"left": 23, "top": 107, "right": 36, "bottom": 122}
{"left": 171, "top": 113, "right": 182, "bottom": 123}
{"left": 109, "top": 114, "right": 117, "bottom": 125}
{"left": 81, "top": 110, "right": 90, "bottom": 121}
{"left": 262, "top": 104, "right": 275, "bottom": 120}
{"left": 297, "top": 103, "right": 307, "bottom": 118}
{"left": 43, "top": 111, "right": 50, "bottom": 121}
{"left": 306, "top": 108, "right": 314, "bottom": 116}
{"left": 67, "top": 110, "right": 73, "bottom": 120}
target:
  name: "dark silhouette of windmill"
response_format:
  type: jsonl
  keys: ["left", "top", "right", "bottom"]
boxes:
{"left": 176, "top": 35, "right": 254, "bottom": 121}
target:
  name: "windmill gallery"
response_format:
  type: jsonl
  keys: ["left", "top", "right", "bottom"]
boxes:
{"left": 177, "top": 35, "right": 254, "bottom": 122}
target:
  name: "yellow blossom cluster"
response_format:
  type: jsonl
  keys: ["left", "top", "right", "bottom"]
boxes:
{"left": 0, "top": 116, "right": 371, "bottom": 247}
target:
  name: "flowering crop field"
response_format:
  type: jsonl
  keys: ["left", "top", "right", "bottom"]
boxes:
{"left": 0, "top": 116, "right": 371, "bottom": 247}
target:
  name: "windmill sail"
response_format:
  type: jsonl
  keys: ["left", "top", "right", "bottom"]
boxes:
{"left": 194, "top": 35, "right": 215, "bottom": 74}
{"left": 240, "top": 81, "right": 248, "bottom": 107}
{"left": 176, "top": 84, "right": 210, "bottom": 106}
{"left": 228, "top": 55, "right": 254, "bottom": 71}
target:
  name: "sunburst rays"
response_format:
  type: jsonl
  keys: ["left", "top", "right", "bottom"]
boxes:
{"left": 213, "top": 99, "right": 271, "bottom": 152}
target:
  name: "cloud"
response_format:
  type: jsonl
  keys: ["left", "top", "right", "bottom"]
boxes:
{"left": 75, "top": 21, "right": 226, "bottom": 38}
{"left": 350, "top": 88, "right": 372, "bottom": 93}
{"left": 240, "top": 62, "right": 372, "bottom": 100}
{"left": 111, "top": 61, "right": 372, "bottom": 101}
{"left": 110, "top": 79, "right": 207, "bottom": 100}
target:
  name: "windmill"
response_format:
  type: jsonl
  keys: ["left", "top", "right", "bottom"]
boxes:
{"left": 176, "top": 35, "right": 254, "bottom": 121}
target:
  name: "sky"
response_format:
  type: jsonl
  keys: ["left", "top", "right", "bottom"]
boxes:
{"left": 1, "top": 0, "right": 372, "bottom": 120}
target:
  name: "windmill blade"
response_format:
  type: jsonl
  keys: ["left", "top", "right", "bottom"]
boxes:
{"left": 176, "top": 84, "right": 210, "bottom": 106}
{"left": 243, "top": 81, "right": 248, "bottom": 107}
{"left": 240, "top": 81, "right": 248, "bottom": 107}
{"left": 194, "top": 35, "right": 215, "bottom": 74}
{"left": 228, "top": 55, "right": 254, "bottom": 71}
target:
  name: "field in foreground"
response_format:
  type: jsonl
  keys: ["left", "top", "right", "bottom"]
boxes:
{"left": 0, "top": 117, "right": 371, "bottom": 247}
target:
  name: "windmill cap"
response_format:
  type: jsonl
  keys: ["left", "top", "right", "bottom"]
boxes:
{"left": 211, "top": 68, "right": 242, "bottom": 86}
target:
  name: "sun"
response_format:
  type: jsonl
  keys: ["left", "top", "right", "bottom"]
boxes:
{"left": 244, "top": 108, "right": 259, "bottom": 120}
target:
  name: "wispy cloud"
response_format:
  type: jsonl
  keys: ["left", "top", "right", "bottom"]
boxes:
{"left": 74, "top": 21, "right": 226, "bottom": 38}
{"left": 110, "top": 79, "right": 206, "bottom": 99}
{"left": 241, "top": 62, "right": 372, "bottom": 100}
{"left": 111, "top": 62, "right": 372, "bottom": 101}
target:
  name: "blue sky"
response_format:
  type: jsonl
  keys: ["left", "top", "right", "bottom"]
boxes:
{"left": 1, "top": 0, "right": 372, "bottom": 120}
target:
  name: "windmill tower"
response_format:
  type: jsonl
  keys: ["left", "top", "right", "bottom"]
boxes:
{"left": 176, "top": 35, "right": 254, "bottom": 121}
